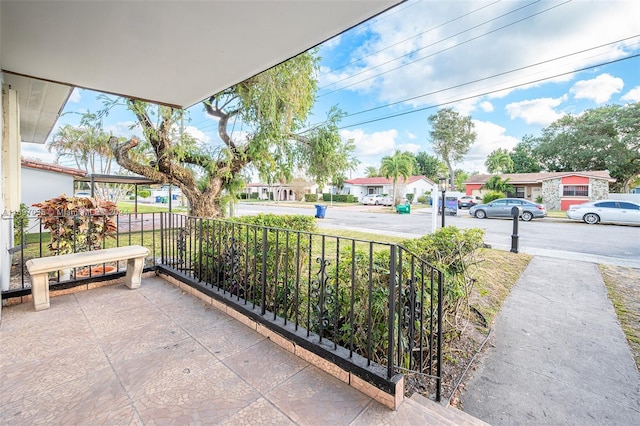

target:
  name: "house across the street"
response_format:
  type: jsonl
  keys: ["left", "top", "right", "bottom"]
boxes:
{"left": 463, "top": 171, "right": 615, "bottom": 211}
{"left": 342, "top": 176, "right": 435, "bottom": 203}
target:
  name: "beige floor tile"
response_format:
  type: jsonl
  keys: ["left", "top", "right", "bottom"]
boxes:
{"left": 137, "top": 276, "right": 192, "bottom": 305}
{"left": 221, "top": 397, "right": 296, "bottom": 426}
{"left": 132, "top": 360, "right": 260, "bottom": 425}
{"left": 98, "top": 317, "right": 192, "bottom": 363}
{"left": 85, "top": 301, "right": 168, "bottom": 339}
{"left": 75, "top": 283, "right": 151, "bottom": 317}
{"left": 266, "top": 365, "right": 372, "bottom": 425}
{"left": 0, "top": 366, "right": 136, "bottom": 425}
{"left": 224, "top": 339, "right": 309, "bottom": 393}
{"left": 351, "top": 398, "right": 449, "bottom": 425}
{"left": 190, "top": 317, "right": 266, "bottom": 360}
{"left": 112, "top": 337, "right": 221, "bottom": 400}
{"left": 0, "top": 341, "right": 110, "bottom": 406}
{"left": 157, "top": 294, "right": 232, "bottom": 333}
{"left": 0, "top": 313, "right": 95, "bottom": 364}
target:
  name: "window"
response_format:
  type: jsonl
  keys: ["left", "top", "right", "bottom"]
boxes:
{"left": 515, "top": 187, "right": 525, "bottom": 198}
{"left": 563, "top": 185, "right": 589, "bottom": 197}
{"left": 595, "top": 201, "right": 617, "bottom": 208}
{"left": 619, "top": 202, "right": 640, "bottom": 210}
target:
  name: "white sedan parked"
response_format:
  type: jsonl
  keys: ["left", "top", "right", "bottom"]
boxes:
{"left": 361, "top": 194, "right": 384, "bottom": 205}
{"left": 566, "top": 200, "right": 640, "bottom": 225}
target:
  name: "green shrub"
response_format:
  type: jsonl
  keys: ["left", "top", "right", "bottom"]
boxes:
{"left": 406, "top": 193, "right": 414, "bottom": 203}
{"left": 483, "top": 191, "right": 504, "bottom": 204}
{"left": 305, "top": 193, "right": 318, "bottom": 202}
{"left": 535, "top": 195, "right": 543, "bottom": 204}
{"left": 417, "top": 195, "right": 427, "bottom": 204}
{"left": 250, "top": 192, "right": 259, "bottom": 199}
{"left": 137, "top": 189, "right": 151, "bottom": 198}
{"left": 400, "top": 226, "right": 485, "bottom": 337}
{"left": 321, "top": 193, "right": 358, "bottom": 203}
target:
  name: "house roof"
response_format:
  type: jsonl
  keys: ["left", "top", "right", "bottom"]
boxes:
{"left": 345, "top": 176, "right": 434, "bottom": 186}
{"left": 2, "top": 1, "right": 400, "bottom": 109}
{"left": 21, "top": 159, "right": 86, "bottom": 178}
{"left": 2, "top": 1, "right": 400, "bottom": 144}
{"left": 464, "top": 171, "right": 616, "bottom": 185}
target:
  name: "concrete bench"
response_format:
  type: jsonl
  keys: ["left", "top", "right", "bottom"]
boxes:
{"left": 26, "top": 245, "right": 149, "bottom": 311}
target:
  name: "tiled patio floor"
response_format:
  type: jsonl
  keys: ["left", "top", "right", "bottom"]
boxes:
{"left": 0, "top": 276, "right": 484, "bottom": 425}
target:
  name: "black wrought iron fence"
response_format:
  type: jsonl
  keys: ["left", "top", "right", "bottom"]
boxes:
{"left": 159, "top": 213, "right": 444, "bottom": 400}
{"left": 2, "top": 211, "right": 444, "bottom": 400}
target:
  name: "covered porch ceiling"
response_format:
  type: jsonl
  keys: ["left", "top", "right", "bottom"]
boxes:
{"left": 2, "top": 1, "right": 401, "bottom": 145}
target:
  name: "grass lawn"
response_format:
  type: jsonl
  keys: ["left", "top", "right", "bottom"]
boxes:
{"left": 599, "top": 264, "right": 640, "bottom": 371}
{"left": 117, "top": 201, "right": 188, "bottom": 213}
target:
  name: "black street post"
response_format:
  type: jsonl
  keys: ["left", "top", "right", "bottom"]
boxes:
{"left": 438, "top": 177, "right": 447, "bottom": 228}
{"left": 510, "top": 206, "right": 522, "bottom": 253}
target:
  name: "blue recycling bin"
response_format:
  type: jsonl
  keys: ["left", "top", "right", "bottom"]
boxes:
{"left": 314, "top": 204, "right": 327, "bottom": 219}
{"left": 155, "top": 196, "right": 162, "bottom": 203}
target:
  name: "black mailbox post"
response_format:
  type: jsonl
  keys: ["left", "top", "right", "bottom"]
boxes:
{"left": 511, "top": 206, "right": 522, "bottom": 253}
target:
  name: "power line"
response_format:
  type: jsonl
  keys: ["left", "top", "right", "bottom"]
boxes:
{"left": 322, "top": 0, "right": 503, "bottom": 76}
{"left": 341, "top": 35, "right": 640, "bottom": 119}
{"left": 336, "top": 53, "right": 640, "bottom": 130}
{"left": 319, "top": 0, "right": 570, "bottom": 97}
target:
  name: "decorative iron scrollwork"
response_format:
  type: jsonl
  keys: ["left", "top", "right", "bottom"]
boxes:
{"left": 310, "top": 257, "right": 336, "bottom": 335}
{"left": 177, "top": 227, "right": 188, "bottom": 268}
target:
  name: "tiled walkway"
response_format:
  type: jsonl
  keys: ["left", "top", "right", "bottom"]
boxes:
{"left": 1, "top": 276, "right": 484, "bottom": 425}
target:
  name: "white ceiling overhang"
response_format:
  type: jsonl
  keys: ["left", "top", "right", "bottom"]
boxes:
{"left": 2, "top": 0, "right": 402, "bottom": 109}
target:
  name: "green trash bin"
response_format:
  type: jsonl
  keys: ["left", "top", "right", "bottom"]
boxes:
{"left": 396, "top": 203, "right": 411, "bottom": 214}
{"left": 160, "top": 196, "right": 169, "bottom": 203}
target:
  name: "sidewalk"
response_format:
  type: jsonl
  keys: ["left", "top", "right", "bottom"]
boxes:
{"left": 460, "top": 256, "right": 640, "bottom": 424}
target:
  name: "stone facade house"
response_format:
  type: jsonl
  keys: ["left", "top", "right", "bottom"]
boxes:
{"left": 463, "top": 171, "right": 615, "bottom": 211}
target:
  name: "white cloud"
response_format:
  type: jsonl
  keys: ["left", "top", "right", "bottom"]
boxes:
{"left": 185, "top": 125, "right": 210, "bottom": 144}
{"left": 405, "top": 130, "right": 417, "bottom": 140}
{"left": 452, "top": 99, "right": 477, "bottom": 116}
{"left": 21, "top": 142, "right": 58, "bottom": 164}
{"left": 104, "top": 121, "right": 140, "bottom": 138}
{"left": 480, "top": 101, "right": 494, "bottom": 112}
{"left": 68, "top": 88, "right": 81, "bottom": 103}
{"left": 397, "top": 143, "right": 420, "bottom": 154}
{"left": 340, "top": 128, "right": 398, "bottom": 159}
{"left": 570, "top": 73, "right": 623, "bottom": 104}
{"left": 321, "top": 1, "right": 640, "bottom": 112}
{"left": 505, "top": 95, "right": 567, "bottom": 126}
{"left": 460, "top": 120, "right": 519, "bottom": 173}
{"left": 621, "top": 86, "right": 640, "bottom": 103}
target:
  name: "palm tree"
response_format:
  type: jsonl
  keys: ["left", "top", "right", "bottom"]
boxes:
{"left": 485, "top": 148, "right": 514, "bottom": 174}
{"left": 482, "top": 175, "right": 515, "bottom": 195}
{"left": 364, "top": 166, "right": 379, "bottom": 178}
{"left": 380, "top": 151, "right": 413, "bottom": 207}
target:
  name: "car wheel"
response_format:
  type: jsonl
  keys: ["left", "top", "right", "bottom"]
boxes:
{"left": 583, "top": 213, "right": 600, "bottom": 224}
{"left": 521, "top": 211, "right": 533, "bottom": 222}
{"left": 474, "top": 210, "right": 486, "bottom": 219}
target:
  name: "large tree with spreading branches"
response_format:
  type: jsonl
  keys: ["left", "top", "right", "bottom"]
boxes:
{"left": 427, "top": 108, "right": 476, "bottom": 190}
{"left": 111, "top": 50, "right": 357, "bottom": 217}
{"left": 532, "top": 103, "right": 639, "bottom": 191}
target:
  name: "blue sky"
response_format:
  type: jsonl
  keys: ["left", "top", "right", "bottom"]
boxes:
{"left": 23, "top": 0, "right": 640, "bottom": 177}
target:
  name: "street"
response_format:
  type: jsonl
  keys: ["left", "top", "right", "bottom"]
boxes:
{"left": 236, "top": 202, "right": 640, "bottom": 268}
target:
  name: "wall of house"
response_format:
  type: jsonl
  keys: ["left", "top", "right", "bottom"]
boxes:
{"left": 22, "top": 168, "right": 75, "bottom": 209}
{"left": 546, "top": 176, "right": 610, "bottom": 211}
{"left": 542, "top": 178, "right": 561, "bottom": 210}
{"left": 590, "top": 178, "right": 610, "bottom": 201}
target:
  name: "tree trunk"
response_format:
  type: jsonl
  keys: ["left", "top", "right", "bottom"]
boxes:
{"left": 181, "top": 178, "right": 223, "bottom": 218}
{"left": 186, "top": 191, "right": 222, "bottom": 218}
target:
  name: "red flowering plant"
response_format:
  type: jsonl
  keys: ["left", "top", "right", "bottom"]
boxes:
{"left": 33, "top": 194, "right": 118, "bottom": 255}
